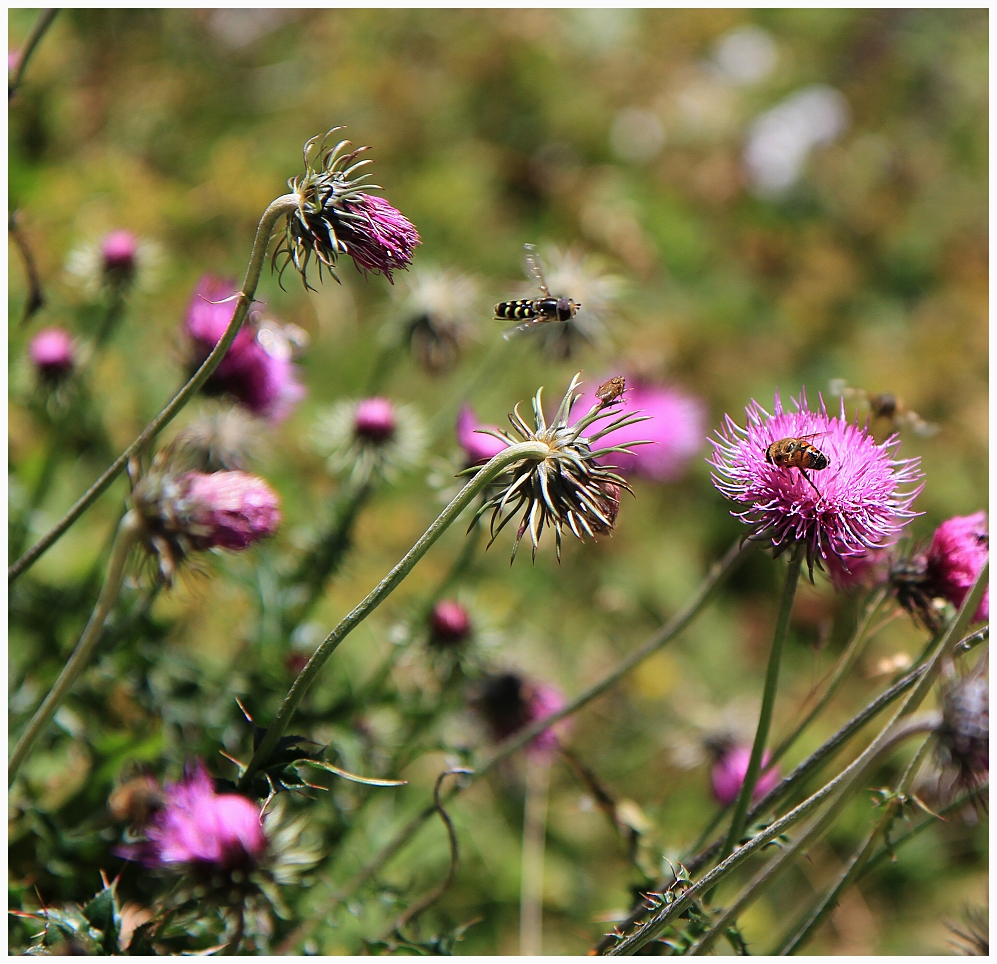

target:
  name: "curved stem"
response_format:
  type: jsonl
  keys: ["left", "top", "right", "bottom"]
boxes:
{"left": 237, "top": 440, "right": 549, "bottom": 790}
{"left": 771, "top": 588, "right": 888, "bottom": 764}
{"left": 8, "top": 8, "right": 58, "bottom": 100}
{"left": 8, "top": 511, "right": 141, "bottom": 782}
{"left": 8, "top": 194, "right": 300, "bottom": 586}
{"left": 718, "top": 552, "right": 802, "bottom": 866}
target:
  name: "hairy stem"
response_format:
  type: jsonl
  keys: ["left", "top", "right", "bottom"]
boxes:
{"left": 237, "top": 440, "right": 549, "bottom": 790}
{"left": 8, "top": 511, "right": 141, "bottom": 782}
{"left": 718, "top": 552, "right": 802, "bottom": 865}
{"left": 8, "top": 8, "right": 58, "bottom": 100}
{"left": 8, "top": 194, "right": 300, "bottom": 585}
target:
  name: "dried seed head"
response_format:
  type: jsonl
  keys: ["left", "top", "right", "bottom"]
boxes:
{"left": 467, "top": 372, "right": 650, "bottom": 563}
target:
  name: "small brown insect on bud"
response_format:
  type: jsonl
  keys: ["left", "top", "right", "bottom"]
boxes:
{"left": 596, "top": 376, "right": 626, "bottom": 407}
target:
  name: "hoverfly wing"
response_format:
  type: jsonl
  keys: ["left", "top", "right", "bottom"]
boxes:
{"left": 522, "top": 243, "right": 552, "bottom": 298}
{"left": 502, "top": 318, "right": 546, "bottom": 341}
{"left": 901, "top": 412, "right": 941, "bottom": 438}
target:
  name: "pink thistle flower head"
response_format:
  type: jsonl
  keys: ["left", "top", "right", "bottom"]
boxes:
{"left": 571, "top": 377, "right": 706, "bottom": 481}
{"left": 101, "top": 229, "right": 139, "bottom": 280}
{"left": 429, "top": 599, "right": 472, "bottom": 647}
{"left": 710, "top": 744, "right": 780, "bottom": 807}
{"left": 179, "top": 471, "right": 281, "bottom": 552}
{"left": 120, "top": 762, "right": 267, "bottom": 873}
{"left": 185, "top": 274, "right": 306, "bottom": 423}
{"left": 456, "top": 404, "right": 509, "bottom": 466}
{"left": 354, "top": 397, "right": 396, "bottom": 442}
{"left": 29, "top": 327, "right": 75, "bottom": 381}
{"left": 927, "top": 513, "right": 989, "bottom": 623}
{"left": 476, "top": 673, "right": 571, "bottom": 760}
{"left": 277, "top": 129, "right": 420, "bottom": 288}
{"left": 709, "top": 389, "right": 923, "bottom": 578}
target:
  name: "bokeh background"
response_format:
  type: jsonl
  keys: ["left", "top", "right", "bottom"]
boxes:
{"left": 9, "top": 8, "right": 987, "bottom": 955}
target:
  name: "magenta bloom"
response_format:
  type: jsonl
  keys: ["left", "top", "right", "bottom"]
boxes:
{"left": 120, "top": 762, "right": 266, "bottom": 872}
{"left": 101, "top": 229, "right": 139, "bottom": 277}
{"left": 337, "top": 194, "right": 421, "bottom": 282}
{"left": 29, "top": 327, "right": 75, "bottom": 380}
{"left": 456, "top": 405, "right": 509, "bottom": 465}
{"left": 180, "top": 471, "right": 281, "bottom": 551}
{"left": 354, "top": 397, "right": 396, "bottom": 442}
{"left": 477, "top": 673, "right": 570, "bottom": 759}
{"left": 711, "top": 745, "right": 780, "bottom": 807}
{"left": 822, "top": 547, "right": 891, "bottom": 593}
{"left": 9, "top": 49, "right": 21, "bottom": 73}
{"left": 429, "top": 599, "right": 472, "bottom": 647}
{"left": 572, "top": 378, "right": 705, "bottom": 481}
{"left": 927, "top": 513, "right": 989, "bottom": 623}
{"left": 709, "top": 390, "right": 923, "bottom": 576}
{"left": 185, "top": 275, "right": 305, "bottom": 422}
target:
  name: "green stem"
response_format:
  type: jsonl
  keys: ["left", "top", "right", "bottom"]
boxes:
{"left": 771, "top": 588, "right": 888, "bottom": 764}
{"left": 237, "top": 440, "right": 549, "bottom": 791}
{"left": 718, "top": 552, "right": 802, "bottom": 866}
{"left": 9, "top": 429, "right": 63, "bottom": 562}
{"left": 8, "top": 8, "right": 58, "bottom": 100}
{"left": 8, "top": 194, "right": 300, "bottom": 586}
{"left": 8, "top": 511, "right": 141, "bottom": 782}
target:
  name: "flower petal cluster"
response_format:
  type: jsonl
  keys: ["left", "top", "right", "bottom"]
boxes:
{"left": 927, "top": 513, "right": 989, "bottom": 622}
{"left": 311, "top": 395, "right": 426, "bottom": 483}
{"left": 185, "top": 274, "right": 306, "bottom": 423}
{"left": 571, "top": 378, "right": 706, "bottom": 481}
{"left": 456, "top": 405, "right": 509, "bottom": 466}
{"left": 429, "top": 599, "right": 472, "bottom": 648}
{"left": 29, "top": 327, "right": 75, "bottom": 381}
{"left": 476, "top": 672, "right": 570, "bottom": 759}
{"left": 468, "top": 373, "right": 649, "bottom": 563}
{"left": 276, "top": 129, "right": 420, "bottom": 287}
{"left": 710, "top": 744, "right": 780, "bottom": 807}
{"left": 709, "top": 390, "right": 923, "bottom": 577}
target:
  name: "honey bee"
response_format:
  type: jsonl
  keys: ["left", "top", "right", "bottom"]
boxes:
{"left": 764, "top": 434, "right": 829, "bottom": 497}
{"left": 495, "top": 243, "right": 581, "bottom": 339}
{"left": 829, "top": 380, "right": 939, "bottom": 437}
{"left": 595, "top": 376, "right": 626, "bottom": 405}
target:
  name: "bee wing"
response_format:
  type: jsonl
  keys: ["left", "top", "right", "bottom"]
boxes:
{"left": 522, "top": 243, "right": 552, "bottom": 298}
{"left": 899, "top": 412, "right": 941, "bottom": 437}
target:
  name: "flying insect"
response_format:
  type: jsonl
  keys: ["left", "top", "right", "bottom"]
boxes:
{"left": 495, "top": 244, "right": 581, "bottom": 339}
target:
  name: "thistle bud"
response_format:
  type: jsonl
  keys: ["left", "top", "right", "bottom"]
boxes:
{"left": 29, "top": 327, "right": 75, "bottom": 382}
{"left": 100, "top": 229, "right": 139, "bottom": 286}
{"left": 429, "top": 599, "right": 472, "bottom": 648}
{"left": 354, "top": 397, "right": 396, "bottom": 442}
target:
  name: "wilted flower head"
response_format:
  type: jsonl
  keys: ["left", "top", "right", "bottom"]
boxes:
{"left": 389, "top": 266, "right": 479, "bottom": 374}
{"left": 456, "top": 404, "right": 509, "bottom": 466}
{"left": 571, "top": 377, "right": 706, "bottom": 481}
{"left": 429, "top": 599, "right": 472, "bottom": 649}
{"left": 709, "top": 390, "right": 923, "bottom": 578}
{"left": 311, "top": 395, "right": 426, "bottom": 483}
{"left": 708, "top": 741, "right": 780, "bottom": 807}
{"left": 185, "top": 274, "right": 307, "bottom": 423}
{"left": 475, "top": 672, "right": 570, "bottom": 759}
{"left": 29, "top": 327, "right": 75, "bottom": 381}
{"left": 132, "top": 446, "right": 281, "bottom": 584}
{"left": 276, "top": 129, "right": 420, "bottom": 288}
{"left": 935, "top": 661, "right": 989, "bottom": 800}
{"left": 66, "top": 229, "right": 160, "bottom": 297}
{"left": 467, "top": 373, "right": 648, "bottom": 563}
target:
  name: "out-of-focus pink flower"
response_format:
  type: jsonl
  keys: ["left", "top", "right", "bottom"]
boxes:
{"left": 710, "top": 745, "right": 780, "bottom": 807}
{"left": 476, "top": 673, "right": 570, "bottom": 760}
{"left": 179, "top": 471, "right": 281, "bottom": 551}
{"left": 29, "top": 327, "right": 75, "bottom": 380}
{"left": 101, "top": 229, "right": 139, "bottom": 279}
{"left": 710, "top": 390, "right": 923, "bottom": 578}
{"left": 456, "top": 405, "right": 509, "bottom": 465}
{"left": 119, "top": 762, "right": 267, "bottom": 872}
{"left": 936, "top": 668, "right": 989, "bottom": 796}
{"left": 927, "top": 513, "right": 989, "bottom": 623}
{"left": 338, "top": 193, "right": 421, "bottom": 282}
{"left": 429, "top": 599, "right": 472, "bottom": 647}
{"left": 185, "top": 274, "right": 305, "bottom": 422}
{"left": 822, "top": 547, "right": 891, "bottom": 593}
{"left": 354, "top": 397, "right": 396, "bottom": 442}
{"left": 9, "top": 49, "right": 21, "bottom": 73}
{"left": 572, "top": 378, "right": 705, "bottom": 481}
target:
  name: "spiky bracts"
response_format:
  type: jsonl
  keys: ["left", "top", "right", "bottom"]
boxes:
{"left": 467, "top": 373, "right": 648, "bottom": 563}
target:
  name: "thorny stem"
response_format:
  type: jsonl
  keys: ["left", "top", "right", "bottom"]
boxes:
{"left": 8, "top": 8, "right": 58, "bottom": 100}
{"left": 774, "top": 735, "right": 936, "bottom": 955}
{"left": 329, "top": 535, "right": 756, "bottom": 908}
{"left": 237, "top": 440, "right": 549, "bottom": 791}
{"left": 8, "top": 511, "right": 141, "bottom": 782}
{"left": 771, "top": 587, "right": 888, "bottom": 764}
{"left": 718, "top": 552, "right": 802, "bottom": 867}
{"left": 8, "top": 194, "right": 300, "bottom": 585}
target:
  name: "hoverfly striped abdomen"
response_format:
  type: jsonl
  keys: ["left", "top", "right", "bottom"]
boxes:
{"left": 495, "top": 300, "right": 540, "bottom": 321}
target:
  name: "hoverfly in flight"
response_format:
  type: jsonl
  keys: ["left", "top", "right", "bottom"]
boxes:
{"left": 495, "top": 243, "right": 581, "bottom": 340}
{"left": 829, "top": 379, "right": 939, "bottom": 437}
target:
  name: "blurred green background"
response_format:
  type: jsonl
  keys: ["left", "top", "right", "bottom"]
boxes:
{"left": 9, "top": 9, "right": 987, "bottom": 955}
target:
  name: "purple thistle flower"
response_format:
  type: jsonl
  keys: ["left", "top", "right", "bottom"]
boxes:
{"left": 119, "top": 762, "right": 267, "bottom": 872}
{"left": 456, "top": 404, "right": 509, "bottom": 466}
{"left": 476, "top": 673, "right": 570, "bottom": 760}
{"left": 429, "top": 599, "right": 472, "bottom": 648}
{"left": 185, "top": 274, "right": 306, "bottom": 423}
{"left": 29, "top": 327, "right": 75, "bottom": 381}
{"left": 336, "top": 193, "right": 420, "bottom": 282}
{"left": 354, "top": 397, "right": 396, "bottom": 442}
{"left": 927, "top": 513, "right": 989, "bottom": 623}
{"left": 710, "top": 744, "right": 780, "bottom": 807}
{"left": 179, "top": 471, "right": 282, "bottom": 551}
{"left": 572, "top": 377, "right": 706, "bottom": 481}
{"left": 101, "top": 229, "right": 139, "bottom": 283}
{"left": 709, "top": 390, "right": 923, "bottom": 577}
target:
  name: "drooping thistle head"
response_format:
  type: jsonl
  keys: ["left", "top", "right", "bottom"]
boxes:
{"left": 466, "top": 372, "right": 649, "bottom": 563}
{"left": 275, "top": 129, "right": 420, "bottom": 289}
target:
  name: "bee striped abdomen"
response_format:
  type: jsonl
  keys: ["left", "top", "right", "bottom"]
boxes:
{"left": 495, "top": 300, "right": 538, "bottom": 320}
